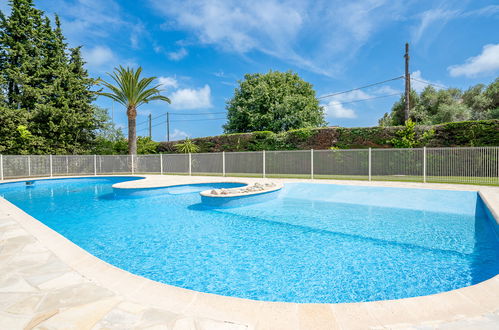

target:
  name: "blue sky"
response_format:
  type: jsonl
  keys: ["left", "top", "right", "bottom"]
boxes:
{"left": 2, "top": 0, "right": 499, "bottom": 141}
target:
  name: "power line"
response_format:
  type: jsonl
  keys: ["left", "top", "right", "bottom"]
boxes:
{"left": 318, "top": 76, "right": 404, "bottom": 99}
{"left": 410, "top": 77, "right": 446, "bottom": 89}
{"left": 171, "top": 117, "right": 226, "bottom": 122}
{"left": 143, "top": 117, "right": 226, "bottom": 131}
{"left": 169, "top": 111, "right": 226, "bottom": 116}
{"left": 136, "top": 111, "right": 227, "bottom": 127}
{"left": 327, "top": 93, "right": 401, "bottom": 105}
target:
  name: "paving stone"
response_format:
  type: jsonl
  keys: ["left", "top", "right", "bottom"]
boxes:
{"left": 0, "top": 275, "right": 38, "bottom": 293}
{"left": 36, "top": 283, "right": 115, "bottom": 312}
{"left": 92, "top": 307, "right": 141, "bottom": 329}
{"left": 36, "top": 297, "right": 120, "bottom": 329}
{"left": 172, "top": 317, "right": 197, "bottom": 330}
{"left": 197, "top": 318, "right": 248, "bottom": 330}
{"left": 117, "top": 301, "right": 146, "bottom": 314}
{"left": 0, "top": 312, "right": 31, "bottom": 329}
{"left": 136, "top": 308, "right": 179, "bottom": 328}
{"left": 6, "top": 294, "right": 44, "bottom": 315}
{"left": 37, "top": 272, "right": 85, "bottom": 290}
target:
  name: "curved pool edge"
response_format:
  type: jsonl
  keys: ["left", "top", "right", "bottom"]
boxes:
{"left": 0, "top": 174, "right": 498, "bottom": 329}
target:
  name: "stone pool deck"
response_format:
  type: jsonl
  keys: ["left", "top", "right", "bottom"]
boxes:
{"left": 0, "top": 175, "right": 498, "bottom": 329}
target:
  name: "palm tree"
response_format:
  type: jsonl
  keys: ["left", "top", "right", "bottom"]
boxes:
{"left": 97, "top": 66, "right": 170, "bottom": 155}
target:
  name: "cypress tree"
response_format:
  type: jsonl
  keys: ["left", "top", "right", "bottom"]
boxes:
{"left": 0, "top": 1, "right": 103, "bottom": 154}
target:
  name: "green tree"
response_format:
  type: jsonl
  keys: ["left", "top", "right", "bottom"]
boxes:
{"left": 137, "top": 137, "right": 159, "bottom": 154}
{"left": 30, "top": 19, "right": 99, "bottom": 154}
{"left": 97, "top": 66, "right": 171, "bottom": 155}
{"left": 379, "top": 90, "right": 419, "bottom": 126}
{"left": 0, "top": 0, "right": 103, "bottom": 154}
{"left": 224, "top": 70, "right": 326, "bottom": 133}
{"left": 380, "top": 79, "right": 499, "bottom": 126}
{"left": 0, "top": 0, "right": 45, "bottom": 110}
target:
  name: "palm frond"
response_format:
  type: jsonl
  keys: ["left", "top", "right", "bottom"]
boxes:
{"left": 97, "top": 66, "right": 171, "bottom": 109}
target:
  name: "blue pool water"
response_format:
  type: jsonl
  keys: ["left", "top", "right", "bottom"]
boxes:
{"left": 1, "top": 177, "right": 498, "bottom": 303}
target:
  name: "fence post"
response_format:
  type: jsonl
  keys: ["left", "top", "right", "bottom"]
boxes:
{"left": 49, "top": 155, "right": 53, "bottom": 177}
{"left": 94, "top": 155, "right": 97, "bottom": 176}
{"left": 311, "top": 149, "right": 314, "bottom": 179}
{"left": 263, "top": 150, "right": 266, "bottom": 178}
{"left": 131, "top": 155, "right": 134, "bottom": 175}
{"left": 160, "top": 153, "right": 163, "bottom": 175}
{"left": 0, "top": 154, "right": 3, "bottom": 181}
{"left": 188, "top": 153, "right": 192, "bottom": 176}
{"left": 28, "top": 155, "right": 31, "bottom": 177}
{"left": 368, "top": 148, "right": 372, "bottom": 181}
{"left": 66, "top": 156, "right": 69, "bottom": 174}
{"left": 222, "top": 151, "right": 226, "bottom": 177}
{"left": 423, "top": 146, "right": 427, "bottom": 183}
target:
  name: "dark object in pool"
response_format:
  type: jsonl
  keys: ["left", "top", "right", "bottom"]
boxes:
{"left": 25, "top": 181, "right": 35, "bottom": 187}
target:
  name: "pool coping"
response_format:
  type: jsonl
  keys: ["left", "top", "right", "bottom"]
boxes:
{"left": 1, "top": 174, "right": 498, "bottom": 329}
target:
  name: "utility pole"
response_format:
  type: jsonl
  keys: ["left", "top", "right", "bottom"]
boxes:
{"left": 166, "top": 112, "right": 170, "bottom": 142}
{"left": 111, "top": 100, "right": 114, "bottom": 123}
{"left": 148, "top": 113, "right": 152, "bottom": 139}
{"left": 404, "top": 42, "right": 411, "bottom": 122}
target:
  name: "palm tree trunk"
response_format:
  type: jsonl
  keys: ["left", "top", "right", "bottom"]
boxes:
{"left": 127, "top": 106, "right": 137, "bottom": 155}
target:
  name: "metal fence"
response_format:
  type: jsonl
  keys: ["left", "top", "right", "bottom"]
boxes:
{"left": 1, "top": 147, "right": 498, "bottom": 185}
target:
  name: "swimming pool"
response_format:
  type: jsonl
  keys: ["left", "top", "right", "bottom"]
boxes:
{"left": 0, "top": 176, "right": 498, "bottom": 304}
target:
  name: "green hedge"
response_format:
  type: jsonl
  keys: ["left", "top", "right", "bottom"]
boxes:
{"left": 158, "top": 119, "right": 499, "bottom": 153}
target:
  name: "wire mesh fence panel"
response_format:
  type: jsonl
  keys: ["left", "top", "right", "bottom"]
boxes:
{"left": 371, "top": 148, "right": 424, "bottom": 182}
{"left": 313, "top": 149, "right": 369, "bottom": 180}
{"left": 265, "top": 150, "right": 311, "bottom": 178}
{"left": 51, "top": 155, "right": 71, "bottom": 176}
{"left": 2, "top": 155, "right": 30, "bottom": 178}
{"left": 98, "top": 155, "right": 131, "bottom": 174}
{"left": 54, "top": 155, "right": 95, "bottom": 175}
{"left": 162, "top": 154, "right": 189, "bottom": 174}
{"left": 28, "top": 155, "right": 51, "bottom": 177}
{"left": 191, "top": 152, "right": 223, "bottom": 175}
{"left": 136, "top": 155, "right": 161, "bottom": 173}
{"left": 225, "top": 151, "right": 263, "bottom": 177}
{"left": 427, "top": 147, "right": 499, "bottom": 185}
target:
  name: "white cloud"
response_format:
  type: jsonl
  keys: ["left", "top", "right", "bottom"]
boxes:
{"left": 448, "top": 44, "right": 499, "bottom": 78}
{"left": 320, "top": 90, "right": 370, "bottom": 119}
{"left": 170, "top": 129, "right": 190, "bottom": 140}
{"left": 40, "top": 0, "right": 145, "bottom": 51}
{"left": 169, "top": 85, "right": 212, "bottom": 110}
{"left": 149, "top": 0, "right": 408, "bottom": 76}
{"left": 411, "top": 5, "right": 499, "bottom": 46}
{"left": 82, "top": 45, "right": 116, "bottom": 68}
{"left": 130, "top": 22, "right": 147, "bottom": 49}
{"left": 323, "top": 101, "right": 357, "bottom": 119}
{"left": 158, "top": 76, "right": 179, "bottom": 89}
{"left": 462, "top": 5, "right": 499, "bottom": 18}
{"left": 168, "top": 48, "right": 188, "bottom": 61}
{"left": 412, "top": 8, "right": 458, "bottom": 44}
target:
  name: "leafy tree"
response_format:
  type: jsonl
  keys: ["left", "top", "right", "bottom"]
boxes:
{"left": 224, "top": 70, "right": 326, "bottom": 133}
{"left": 380, "top": 78, "right": 499, "bottom": 126}
{"left": 137, "top": 137, "right": 159, "bottom": 154}
{"left": 0, "top": 0, "right": 103, "bottom": 154}
{"left": 91, "top": 107, "right": 127, "bottom": 155}
{"left": 97, "top": 66, "right": 171, "bottom": 155}
{"left": 462, "top": 84, "right": 490, "bottom": 120}
{"left": 175, "top": 139, "right": 199, "bottom": 153}
{"left": 380, "top": 90, "right": 419, "bottom": 126}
